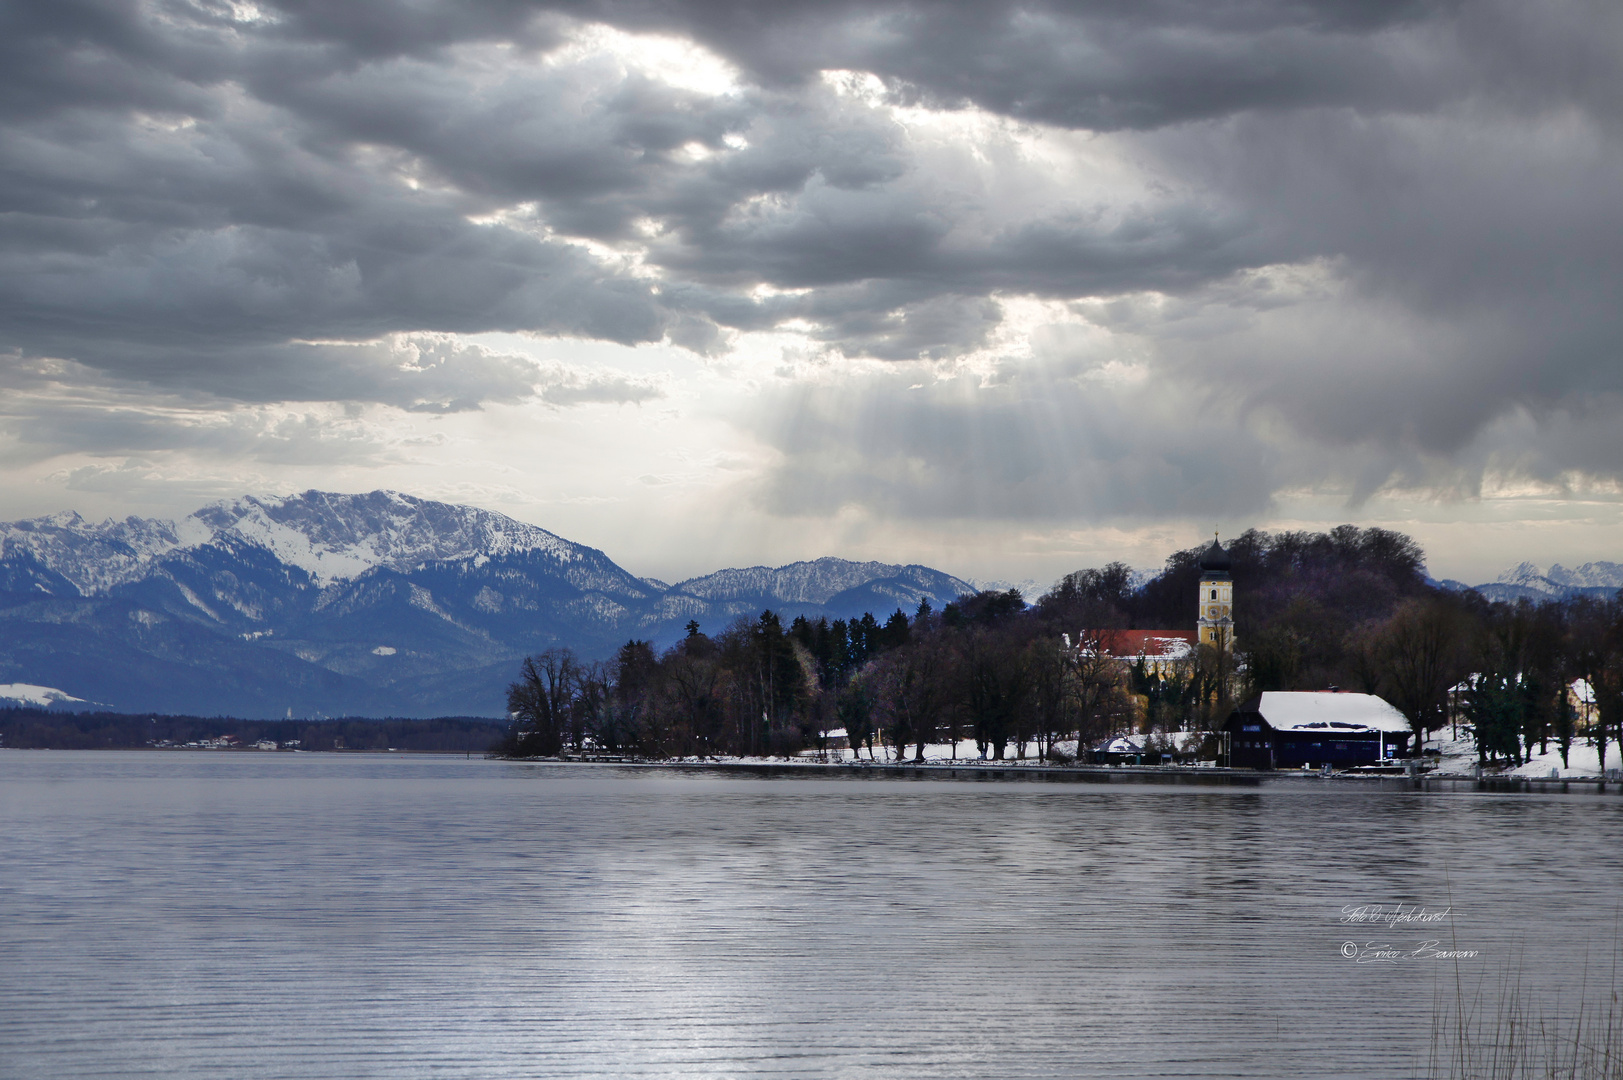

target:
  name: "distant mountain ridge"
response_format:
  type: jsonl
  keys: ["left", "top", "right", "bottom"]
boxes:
{"left": 1438, "top": 560, "right": 1623, "bottom": 602}
{"left": 0, "top": 491, "right": 973, "bottom": 719}
{"left": 1, "top": 490, "right": 590, "bottom": 591}
{"left": 674, "top": 559, "right": 969, "bottom": 624}
{"left": 1497, "top": 560, "right": 1623, "bottom": 591}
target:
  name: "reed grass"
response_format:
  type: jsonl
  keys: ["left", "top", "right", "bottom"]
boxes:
{"left": 1423, "top": 952, "right": 1622, "bottom": 1079}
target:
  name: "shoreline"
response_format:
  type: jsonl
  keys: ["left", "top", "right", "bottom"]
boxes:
{"left": 8, "top": 745, "right": 1620, "bottom": 795}
{"left": 499, "top": 755, "right": 1623, "bottom": 794}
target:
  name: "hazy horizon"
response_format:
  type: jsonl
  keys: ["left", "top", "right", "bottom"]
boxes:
{"left": 4, "top": 484, "right": 1607, "bottom": 592}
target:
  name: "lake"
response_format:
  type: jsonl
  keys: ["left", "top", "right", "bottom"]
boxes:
{"left": 3, "top": 751, "right": 1621, "bottom": 1078}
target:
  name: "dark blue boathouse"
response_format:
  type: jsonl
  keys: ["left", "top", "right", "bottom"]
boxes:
{"left": 1223, "top": 691, "right": 1413, "bottom": 770}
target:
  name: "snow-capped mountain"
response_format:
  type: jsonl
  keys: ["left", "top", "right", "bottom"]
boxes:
{"left": 1497, "top": 561, "right": 1623, "bottom": 593}
{"left": 190, "top": 491, "right": 590, "bottom": 586}
{"left": 966, "top": 577, "right": 1044, "bottom": 599}
{"left": 0, "top": 490, "right": 589, "bottom": 592}
{"left": 0, "top": 491, "right": 975, "bottom": 719}
{"left": 1495, "top": 561, "right": 1548, "bottom": 589}
{"left": 0, "top": 510, "right": 210, "bottom": 595}
{"left": 1441, "top": 560, "right": 1623, "bottom": 602}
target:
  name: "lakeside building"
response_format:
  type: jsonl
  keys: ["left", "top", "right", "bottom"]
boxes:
{"left": 1089, "top": 730, "right": 1211, "bottom": 765}
{"left": 1071, "top": 535, "right": 1233, "bottom": 678}
{"left": 1071, "top": 536, "right": 1235, "bottom": 673}
{"left": 1223, "top": 691, "right": 1413, "bottom": 769}
{"left": 1065, "top": 537, "right": 1241, "bottom": 757}
{"left": 1073, "top": 628, "right": 1195, "bottom": 678}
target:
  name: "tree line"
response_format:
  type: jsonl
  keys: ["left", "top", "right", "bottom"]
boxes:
{"left": 1345, "top": 591, "right": 1623, "bottom": 770}
{"left": 496, "top": 591, "right": 1133, "bottom": 762}
{"left": 496, "top": 538, "right": 1268, "bottom": 762}
{"left": 498, "top": 525, "right": 1623, "bottom": 768}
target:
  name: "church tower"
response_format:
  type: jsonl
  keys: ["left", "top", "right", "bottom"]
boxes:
{"left": 1196, "top": 537, "right": 1234, "bottom": 651}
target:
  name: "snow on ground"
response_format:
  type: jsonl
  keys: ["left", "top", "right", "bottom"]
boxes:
{"left": 1419, "top": 729, "right": 1619, "bottom": 779}
{"left": 677, "top": 726, "right": 1623, "bottom": 776}
{"left": 807, "top": 738, "right": 998, "bottom": 763}
{"left": 1423, "top": 732, "right": 1482, "bottom": 777}
{"left": 1506, "top": 741, "right": 1618, "bottom": 779}
{"left": 802, "top": 737, "right": 1109, "bottom": 765}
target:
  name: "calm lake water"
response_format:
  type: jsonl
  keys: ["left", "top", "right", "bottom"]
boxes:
{"left": 3, "top": 752, "right": 1621, "bottom": 1079}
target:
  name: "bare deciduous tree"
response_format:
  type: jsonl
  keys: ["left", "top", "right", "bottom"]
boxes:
{"left": 1380, "top": 598, "right": 1468, "bottom": 754}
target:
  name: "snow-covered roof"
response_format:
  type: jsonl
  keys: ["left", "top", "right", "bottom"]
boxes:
{"left": 1077, "top": 629, "right": 1196, "bottom": 661}
{"left": 1249, "top": 692, "right": 1412, "bottom": 734}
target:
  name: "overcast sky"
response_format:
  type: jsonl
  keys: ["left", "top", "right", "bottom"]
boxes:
{"left": 2, "top": 0, "right": 1620, "bottom": 586}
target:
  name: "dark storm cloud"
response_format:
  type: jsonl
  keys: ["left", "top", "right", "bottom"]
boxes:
{"left": 0, "top": 1, "right": 681, "bottom": 404}
{"left": 571, "top": 0, "right": 1458, "bottom": 128}
{"left": 0, "top": 0, "right": 1619, "bottom": 513}
{"left": 0, "top": 337, "right": 549, "bottom": 413}
{"left": 0, "top": 0, "right": 1370, "bottom": 372}
{"left": 1130, "top": 104, "right": 1623, "bottom": 467}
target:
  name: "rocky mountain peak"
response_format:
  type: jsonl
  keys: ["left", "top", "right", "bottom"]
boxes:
{"left": 1496, "top": 561, "right": 1549, "bottom": 587}
{"left": 188, "top": 489, "right": 578, "bottom": 586}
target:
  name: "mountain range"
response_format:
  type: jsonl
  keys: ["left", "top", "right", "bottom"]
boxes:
{"left": 1436, "top": 561, "right": 1623, "bottom": 603}
{"left": 0, "top": 491, "right": 972, "bottom": 719}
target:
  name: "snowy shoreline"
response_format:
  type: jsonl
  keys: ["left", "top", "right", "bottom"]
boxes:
{"left": 508, "top": 753, "right": 1623, "bottom": 792}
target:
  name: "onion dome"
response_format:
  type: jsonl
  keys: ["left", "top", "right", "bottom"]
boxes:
{"left": 1198, "top": 537, "right": 1231, "bottom": 578}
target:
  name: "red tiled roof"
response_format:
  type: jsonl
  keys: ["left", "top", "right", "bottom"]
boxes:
{"left": 1082, "top": 629, "right": 1197, "bottom": 659}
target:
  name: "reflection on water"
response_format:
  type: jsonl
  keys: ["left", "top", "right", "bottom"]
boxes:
{"left": 2, "top": 752, "right": 1620, "bottom": 1078}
